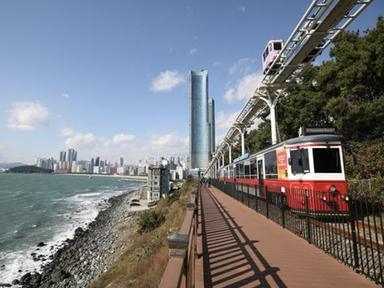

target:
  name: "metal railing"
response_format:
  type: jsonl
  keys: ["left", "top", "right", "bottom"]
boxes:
{"left": 159, "top": 184, "right": 200, "bottom": 288}
{"left": 210, "top": 179, "right": 384, "bottom": 286}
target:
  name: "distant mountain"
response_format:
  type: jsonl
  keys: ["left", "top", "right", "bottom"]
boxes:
{"left": 0, "top": 162, "right": 27, "bottom": 169}
{"left": 8, "top": 165, "right": 53, "bottom": 174}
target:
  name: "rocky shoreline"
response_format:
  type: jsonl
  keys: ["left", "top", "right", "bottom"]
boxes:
{"left": 11, "top": 190, "right": 141, "bottom": 288}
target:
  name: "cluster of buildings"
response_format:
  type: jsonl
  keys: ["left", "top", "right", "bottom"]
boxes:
{"left": 36, "top": 149, "right": 188, "bottom": 179}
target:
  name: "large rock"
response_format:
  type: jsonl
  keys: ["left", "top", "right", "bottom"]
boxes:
{"left": 51, "top": 270, "right": 71, "bottom": 283}
{"left": 37, "top": 242, "right": 46, "bottom": 247}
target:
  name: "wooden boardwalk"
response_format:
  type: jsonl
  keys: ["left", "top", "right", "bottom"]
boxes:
{"left": 195, "top": 186, "right": 378, "bottom": 288}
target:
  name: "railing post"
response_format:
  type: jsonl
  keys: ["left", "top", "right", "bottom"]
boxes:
{"left": 167, "top": 233, "right": 188, "bottom": 284}
{"left": 281, "top": 192, "right": 285, "bottom": 228}
{"left": 255, "top": 185, "right": 258, "bottom": 212}
{"left": 266, "top": 188, "right": 270, "bottom": 219}
{"left": 348, "top": 196, "right": 360, "bottom": 270}
{"left": 305, "top": 191, "right": 312, "bottom": 244}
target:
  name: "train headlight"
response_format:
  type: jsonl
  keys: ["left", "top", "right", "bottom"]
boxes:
{"left": 322, "top": 196, "right": 327, "bottom": 201}
{"left": 329, "top": 185, "right": 337, "bottom": 193}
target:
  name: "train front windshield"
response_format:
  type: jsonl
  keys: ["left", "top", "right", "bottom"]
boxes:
{"left": 313, "top": 148, "right": 342, "bottom": 173}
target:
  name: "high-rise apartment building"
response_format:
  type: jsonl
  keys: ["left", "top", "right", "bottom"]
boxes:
{"left": 67, "top": 149, "right": 77, "bottom": 162}
{"left": 59, "top": 151, "right": 66, "bottom": 162}
{"left": 190, "top": 70, "right": 215, "bottom": 170}
{"left": 208, "top": 97, "right": 215, "bottom": 156}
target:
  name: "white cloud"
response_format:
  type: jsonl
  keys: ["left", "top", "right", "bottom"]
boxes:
{"left": 62, "top": 93, "right": 70, "bottom": 99}
{"left": 215, "top": 133, "right": 226, "bottom": 146}
{"left": 148, "top": 134, "right": 188, "bottom": 157}
{"left": 64, "top": 132, "right": 96, "bottom": 148}
{"left": 150, "top": 70, "right": 185, "bottom": 92}
{"left": 189, "top": 48, "right": 197, "bottom": 55}
{"left": 216, "top": 110, "right": 240, "bottom": 129}
{"left": 224, "top": 72, "right": 263, "bottom": 104}
{"left": 60, "top": 127, "right": 75, "bottom": 137}
{"left": 151, "top": 134, "right": 188, "bottom": 149}
{"left": 113, "top": 133, "right": 135, "bottom": 144}
{"left": 7, "top": 102, "right": 49, "bottom": 131}
{"left": 229, "top": 58, "right": 256, "bottom": 75}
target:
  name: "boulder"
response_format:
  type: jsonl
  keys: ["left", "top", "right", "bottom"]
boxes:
{"left": 37, "top": 242, "right": 46, "bottom": 247}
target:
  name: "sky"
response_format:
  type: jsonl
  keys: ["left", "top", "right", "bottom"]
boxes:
{"left": 0, "top": 0, "right": 382, "bottom": 164}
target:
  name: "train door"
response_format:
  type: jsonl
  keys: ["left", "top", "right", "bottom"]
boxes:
{"left": 257, "top": 159, "right": 264, "bottom": 197}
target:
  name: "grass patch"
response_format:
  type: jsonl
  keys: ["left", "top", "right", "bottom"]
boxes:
{"left": 91, "top": 179, "right": 196, "bottom": 288}
{"left": 137, "top": 210, "right": 165, "bottom": 233}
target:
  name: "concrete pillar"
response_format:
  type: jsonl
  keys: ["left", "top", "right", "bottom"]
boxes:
{"left": 270, "top": 102, "right": 277, "bottom": 145}
{"left": 240, "top": 131, "right": 245, "bottom": 156}
{"left": 226, "top": 142, "right": 232, "bottom": 163}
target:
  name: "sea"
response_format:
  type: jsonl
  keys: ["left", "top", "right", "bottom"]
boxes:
{"left": 0, "top": 173, "right": 142, "bottom": 283}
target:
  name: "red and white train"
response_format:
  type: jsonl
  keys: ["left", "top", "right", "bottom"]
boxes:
{"left": 215, "top": 128, "right": 349, "bottom": 214}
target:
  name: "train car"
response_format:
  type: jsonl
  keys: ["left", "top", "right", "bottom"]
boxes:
{"left": 217, "top": 128, "right": 349, "bottom": 215}
{"left": 262, "top": 39, "right": 283, "bottom": 75}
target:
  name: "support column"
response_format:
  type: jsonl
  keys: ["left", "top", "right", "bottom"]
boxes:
{"left": 257, "top": 88, "right": 283, "bottom": 145}
{"left": 234, "top": 125, "right": 246, "bottom": 156}
{"left": 226, "top": 142, "right": 232, "bottom": 164}
{"left": 240, "top": 131, "right": 245, "bottom": 156}
{"left": 221, "top": 153, "right": 225, "bottom": 167}
{"left": 270, "top": 101, "right": 277, "bottom": 145}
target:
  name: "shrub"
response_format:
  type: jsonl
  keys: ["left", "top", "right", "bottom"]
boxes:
{"left": 137, "top": 210, "right": 165, "bottom": 233}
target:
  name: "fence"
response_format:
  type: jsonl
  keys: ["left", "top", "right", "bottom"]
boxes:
{"left": 159, "top": 184, "right": 200, "bottom": 288}
{"left": 210, "top": 179, "right": 384, "bottom": 286}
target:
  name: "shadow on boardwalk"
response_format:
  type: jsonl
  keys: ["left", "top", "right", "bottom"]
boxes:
{"left": 200, "top": 187, "right": 287, "bottom": 288}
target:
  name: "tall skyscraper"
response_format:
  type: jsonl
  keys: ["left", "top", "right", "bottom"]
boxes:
{"left": 190, "top": 70, "right": 212, "bottom": 170}
{"left": 59, "top": 151, "right": 66, "bottom": 162}
{"left": 67, "top": 149, "right": 77, "bottom": 162}
{"left": 208, "top": 97, "right": 215, "bottom": 156}
{"left": 95, "top": 157, "right": 100, "bottom": 166}
{"left": 120, "top": 157, "right": 124, "bottom": 167}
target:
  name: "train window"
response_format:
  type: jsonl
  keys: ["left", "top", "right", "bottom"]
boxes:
{"left": 313, "top": 148, "right": 342, "bottom": 173}
{"left": 290, "top": 149, "right": 309, "bottom": 174}
{"left": 265, "top": 151, "right": 278, "bottom": 178}
{"left": 269, "top": 44, "right": 272, "bottom": 52}
{"left": 274, "top": 42, "right": 282, "bottom": 50}
{"left": 236, "top": 163, "right": 244, "bottom": 178}
{"left": 250, "top": 160, "right": 257, "bottom": 179}
{"left": 244, "top": 164, "right": 250, "bottom": 178}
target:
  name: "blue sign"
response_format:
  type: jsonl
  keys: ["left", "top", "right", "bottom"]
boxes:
{"left": 233, "top": 153, "right": 249, "bottom": 163}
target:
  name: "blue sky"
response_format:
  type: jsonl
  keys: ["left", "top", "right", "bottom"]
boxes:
{"left": 0, "top": 0, "right": 382, "bottom": 164}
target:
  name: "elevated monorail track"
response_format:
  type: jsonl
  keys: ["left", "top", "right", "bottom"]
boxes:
{"left": 207, "top": 0, "right": 373, "bottom": 176}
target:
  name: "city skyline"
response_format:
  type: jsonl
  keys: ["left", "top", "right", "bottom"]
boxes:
{"left": 0, "top": 0, "right": 382, "bottom": 164}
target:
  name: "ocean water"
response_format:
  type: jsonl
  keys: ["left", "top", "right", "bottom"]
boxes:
{"left": 0, "top": 173, "right": 142, "bottom": 283}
